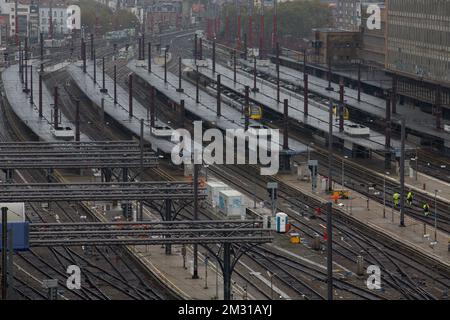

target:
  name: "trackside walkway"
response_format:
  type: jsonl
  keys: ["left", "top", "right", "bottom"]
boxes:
{"left": 277, "top": 173, "right": 450, "bottom": 268}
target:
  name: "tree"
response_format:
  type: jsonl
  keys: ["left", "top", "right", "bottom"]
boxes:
{"left": 219, "top": 0, "right": 332, "bottom": 49}
{"left": 74, "top": 0, "right": 139, "bottom": 34}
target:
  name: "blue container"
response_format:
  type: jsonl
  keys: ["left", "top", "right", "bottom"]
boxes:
{"left": 0, "top": 222, "right": 30, "bottom": 251}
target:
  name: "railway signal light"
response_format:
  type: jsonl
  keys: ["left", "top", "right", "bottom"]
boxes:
{"left": 308, "top": 160, "right": 318, "bottom": 192}
{"left": 267, "top": 182, "right": 278, "bottom": 215}
{"left": 308, "top": 163, "right": 317, "bottom": 176}
{"left": 267, "top": 188, "right": 278, "bottom": 200}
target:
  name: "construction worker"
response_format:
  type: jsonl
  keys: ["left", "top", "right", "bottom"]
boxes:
{"left": 406, "top": 191, "right": 414, "bottom": 206}
{"left": 393, "top": 192, "right": 400, "bottom": 208}
{"left": 423, "top": 203, "right": 430, "bottom": 216}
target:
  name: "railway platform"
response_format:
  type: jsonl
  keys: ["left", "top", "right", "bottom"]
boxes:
{"left": 244, "top": 57, "right": 450, "bottom": 149}
{"left": 131, "top": 244, "right": 238, "bottom": 300}
{"left": 353, "top": 155, "right": 450, "bottom": 207}
{"left": 127, "top": 59, "right": 307, "bottom": 153}
{"left": 278, "top": 172, "right": 450, "bottom": 269}
{"left": 1, "top": 62, "right": 89, "bottom": 142}
{"left": 66, "top": 61, "right": 176, "bottom": 153}
{"left": 182, "top": 59, "right": 405, "bottom": 157}
{"left": 404, "top": 171, "right": 450, "bottom": 206}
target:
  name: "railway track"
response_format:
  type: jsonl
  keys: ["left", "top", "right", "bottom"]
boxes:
{"left": 194, "top": 41, "right": 450, "bottom": 230}
{"left": 60, "top": 56, "right": 386, "bottom": 300}
{"left": 112, "top": 62, "right": 432, "bottom": 297}
{"left": 173, "top": 51, "right": 450, "bottom": 232}
{"left": 208, "top": 163, "right": 449, "bottom": 300}
{"left": 45, "top": 43, "right": 449, "bottom": 300}
{"left": 224, "top": 58, "right": 450, "bottom": 229}
{"left": 0, "top": 72, "right": 175, "bottom": 300}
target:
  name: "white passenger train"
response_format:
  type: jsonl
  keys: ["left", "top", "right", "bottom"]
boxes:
{"left": 51, "top": 126, "right": 74, "bottom": 140}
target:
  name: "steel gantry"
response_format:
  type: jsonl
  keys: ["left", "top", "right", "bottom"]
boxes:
{"left": 0, "top": 141, "right": 158, "bottom": 184}
{"left": 27, "top": 219, "right": 273, "bottom": 300}
{"left": 28, "top": 220, "right": 272, "bottom": 246}
{"left": 0, "top": 141, "right": 158, "bottom": 169}
{"left": 0, "top": 181, "right": 206, "bottom": 202}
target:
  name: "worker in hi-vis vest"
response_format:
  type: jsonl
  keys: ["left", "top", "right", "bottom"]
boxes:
{"left": 406, "top": 191, "right": 414, "bottom": 206}
{"left": 423, "top": 203, "right": 430, "bottom": 216}
{"left": 393, "top": 192, "right": 400, "bottom": 208}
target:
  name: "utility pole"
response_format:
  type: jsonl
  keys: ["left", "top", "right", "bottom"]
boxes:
{"left": 252, "top": 57, "right": 258, "bottom": 92}
{"left": 385, "top": 91, "right": 392, "bottom": 169}
{"left": 93, "top": 49, "right": 96, "bottom": 83}
{"left": 357, "top": 62, "right": 361, "bottom": 101}
{"left": 90, "top": 33, "right": 94, "bottom": 61}
{"left": 100, "top": 57, "right": 107, "bottom": 93}
{"left": 244, "top": 86, "right": 250, "bottom": 130}
{"left": 113, "top": 65, "right": 117, "bottom": 104}
{"left": 243, "top": 33, "right": 247, "bottom": 60}
{"left": 40, "top": 32, "right": 44, "bottom": 60}
{"left": 128, "top": 73, "right": 133, "bottom": 118}
{"left": 212, "top": 40, "right": 216, "bottom": 74}
{"left": 82, "top": 38, "right": 86, "bottom": 73}
{"left": 194, "top": 33, "right": 198, "bottom": 63}
{"left": 2, "top": 207, "right": 8, "bottom": 300}
{"left": 433, "top": 190, "right": 439, "bottom": 243}
{"left": 326, "top": 202, "right": 333, "bottom": 301}
{"left": 53, "top": 86, "right": 59, "bottom": 129}
{"left": 303, "top": 49, "right": 308, "bottom": 117}
{"left": 192, "top": 163, "right": 199, "bottom": 279}
{"left": 148, "top": 42, "right": 152, "bottom": 73}
{"left": 24, "top": 37, "right": 28, "bottom": 93}
{"left": 233, "top": 50, "right": 237, "bottom": 84}
{"left": 339, "top": 78, "right": 344, "bottom": 132}
{"left": 177, "top": 56, "right": 183, "bottom": 92}
{"left": 30, "top": 65, "right": 33, "bottom": 104}
{"left": 38, "top": 67, "right": 43, "bottom": 117}
{"left": 276, "top": 42, "right": 280, "bottom": 103}
{"left": 164, "top": 47, "right": 167, "bottom": 83}
{"left": 216, "top": 74, "right": 221, "bottom": 116}
{"left": 328, "top": 98, "right": 333, "bottom": 192}
{"left": 196, "top": 66, "right": 200, "bottom": 103}
{"left": 150, "top": 86, "right": 155, "bottom": 127}
{"left": 399, "top": 117, "right": 406, "bottom": 227}
{"left": 272, "top": 0, "right": 277, "bottom": 51}
{"left": 326, "top": 57, "right": 332, "bottom": 91}
{"left": 75, "top": 99, "right": 80, "bottom": 142}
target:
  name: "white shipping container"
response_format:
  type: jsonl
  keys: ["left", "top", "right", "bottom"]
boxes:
{"left": 275, "top": 212, "right": 288, "bottom": 233}
{"left": 218, "top": 189, "right": 243, "bottom": 217}
{"left": 206, "top": 181, "right": 230, "bottom": 207}
{"left": 0, "top": 203, "right": 25, "bottom": 222}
